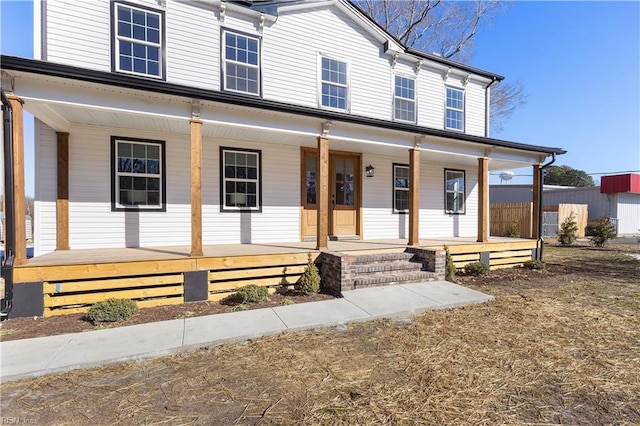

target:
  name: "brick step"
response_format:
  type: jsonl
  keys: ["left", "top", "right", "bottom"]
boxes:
{"left": 351, "top": 252, "right": 416, "bottom": 264}
{"left": 352, "top": 259, "right": 424, "bottom": 274}
{"left": 353, "top": 271, "right": 438, "bottom": 289}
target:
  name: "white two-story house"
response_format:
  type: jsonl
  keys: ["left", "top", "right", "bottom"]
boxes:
{"left": 1, "top": 0, "right": 564, "bottom": 317}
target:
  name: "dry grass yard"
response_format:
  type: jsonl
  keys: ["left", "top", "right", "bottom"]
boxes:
{"left": 1, "top": 243, "right": 639, "bottom": 425}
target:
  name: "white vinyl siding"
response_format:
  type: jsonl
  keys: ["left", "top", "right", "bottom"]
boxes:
{"left": 362, "top": 153, "right": 408, "bottom": 239}
{"left": 262, "top": 6, "right": 391, "bottom": 119}
{"left": 362, "top": 153, "right": 479, "bottom": 240}
{"left": 33, "top": 119, "right": 58, "bottom": 256}
{"left": 165, "top": 1, "right": 219, "bottom": 90}
{"left": 66, "top": 125, "right": 191, "bottom": 249}
{"left": 465, "top": 81, "right": 486, "bottom": 136}
{"left": 416, "top": 69, "right": 445, "bottom": 129}
{"left": 420, "top": 163, "right": 478, "bottom": 238}
{"left": 44, "top": 0, "right": 111, "bottom": 71}
{"left": 203, "top": 140, "right": 300, "bottom": 244}
{"left": 41, "top": 1, "right": 489, "bottom": 133}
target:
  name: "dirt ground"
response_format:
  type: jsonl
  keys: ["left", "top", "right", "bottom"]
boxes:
{"left": 1, "top": 242, "right": 639, "bottom": 425}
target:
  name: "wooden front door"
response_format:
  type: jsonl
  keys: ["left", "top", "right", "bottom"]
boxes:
{"left": 301, "top": 149, "right": 360, "bottom": 239}
{"left": 330, "top": 154, "right": 358, "bottom": 236}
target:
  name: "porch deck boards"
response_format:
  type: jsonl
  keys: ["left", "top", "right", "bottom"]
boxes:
{"left": 22, "top": 237, "right": 534, "bottom": 267}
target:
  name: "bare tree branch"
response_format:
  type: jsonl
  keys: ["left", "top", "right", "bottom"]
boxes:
{"left": 489, "top": 80, "right": 527, "bottom": 133}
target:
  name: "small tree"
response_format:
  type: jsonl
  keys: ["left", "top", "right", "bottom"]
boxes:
{"left": 558, "top": 212, "right": 578, "bottom": 245}
{"left": 443, "top": 245, "right": 456, "bottom": 281}
{"left": 505, "top": 222, "right": 520, "bottom": 238}
{"left": 590, "top": 217, "right": 616, "bottom": 247}
{"left": 296, "top": 253, "right": 321, "bottom": 294}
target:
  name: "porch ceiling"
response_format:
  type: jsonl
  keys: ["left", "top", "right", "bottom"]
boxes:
{"left": 15, "top": 71, "right": 540, "bottom": 170}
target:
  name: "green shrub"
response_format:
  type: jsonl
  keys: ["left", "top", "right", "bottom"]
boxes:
{"left": 235, "top": 284, "right": 269, "bottom": 304}
{"left": 523, "top": 259, "right": 546, "bottom": 271}
{"left": 463, "top": 261, "right": 489, "bottom": 277}
{"left": 505, "top": 223, "right": 520, "bottom": 238}
{"left": 296, "top": 253, "right": 321, "bottom": 294}
{"left": 231, "top": 303, "right": 249, "bottom": 312}
{"left": 590, "top": 217, "right": 616, "bottom": 247}
{"left": 558, "top": 212, "right": 578, "bottom": 245}
{"left": 443, "top": 245, "right": 456, "bottom": 281}
{"left": 86, "top": 298, "right": 139, "bottom": 324}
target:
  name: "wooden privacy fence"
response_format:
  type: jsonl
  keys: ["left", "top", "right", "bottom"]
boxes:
{"left": 544, "top": 204, "right": 588, "bottom": 237}
{"left": 490, "top": 202, "right": 533, "bottom": 238}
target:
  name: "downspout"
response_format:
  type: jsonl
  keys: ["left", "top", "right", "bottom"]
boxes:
{"left": 537, "top": 152, "right": 557, "bottom": 261}
{"left": 1, "top": 89, "right": 15, "bottom": 317}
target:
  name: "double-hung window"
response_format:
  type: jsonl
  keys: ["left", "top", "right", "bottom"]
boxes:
{"left": 320, "top": 56, "right": 348, "bottom": 110}
{"left": 445, "top": 169, "right": 465, "bottom": 214}
{"left": 393, "top": 164, "right": 410, "bottom": 212}
{"left": 445, "top": 87, "right": 465, "bottom": 131}
{"left": 112, "top": 137, "right": 165, "bottom": 211}
{"left": 394, "top": 76, "right": 416, "bottom": 122}
{"left": 113, "top": 3, "right": 163, "bottom": 78}
{"left": 222, "top": 30, "right": 261, "bottom": 95}
{"left": 221, "top": 147, "right": 261, "bottom": 211}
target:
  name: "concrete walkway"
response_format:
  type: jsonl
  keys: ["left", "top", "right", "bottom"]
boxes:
{"left": 0, "top": 281, "right": 492, "bottom": 383}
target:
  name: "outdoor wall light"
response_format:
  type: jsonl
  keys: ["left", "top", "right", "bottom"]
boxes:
{"left": 365, "top": 165, "right": 375, "bottom": 177}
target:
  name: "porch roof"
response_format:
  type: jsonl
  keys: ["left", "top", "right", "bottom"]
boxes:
{"left": 2, "top": 55, "right": 566, "bottom": 161}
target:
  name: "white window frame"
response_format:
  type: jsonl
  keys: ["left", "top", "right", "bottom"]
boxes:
{"left": 319, "top": 54, "right": 349, "bottom": 111}
{"left": 221, "top": 29, "right": 261, "bottom": 96}
{"left": 112, "top": 137, "right": 165, "bottom": 211}
{"left": 393, "top": 164, "right": 410, "bottom": 213}
{"left": 445, "top": 86, "right": 465, "bottom": 131}
{"left": 393, "top": 75, "right": 417, "bottom": 123}
{"left": 220, "top": 147, "right": 262, "bottom": 212}
{"left": 444, "top": 169, "right": 466, "bottom": 214}
{"left": 113, "top": 2, "right": 163, "bottom": 79}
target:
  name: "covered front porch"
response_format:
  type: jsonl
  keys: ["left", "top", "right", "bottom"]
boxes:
{"left": 9, "top": 237, "right": 537, "bottom": 318}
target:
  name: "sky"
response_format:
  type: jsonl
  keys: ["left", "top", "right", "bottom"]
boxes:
{"left": 471, "top": 1, "right": 640, "bottom": 185}
{"left": 1, "top": 1, "right": 639, "bottom": 195}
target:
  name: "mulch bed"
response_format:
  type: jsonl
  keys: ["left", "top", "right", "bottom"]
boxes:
{"left": 0, "top": 290, "right": 334, "bottom": 342}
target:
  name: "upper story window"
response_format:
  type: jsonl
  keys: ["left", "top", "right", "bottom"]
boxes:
{"left": 394, "top": 76, "right": 416, "bottom": 123}
{"left": 111, "top": 137, "right": 166, "bottom": 211}
{"left": 445, "top": 169, "right": 465, "bottom": 214}
{"left": 320, "top": 56, "right": 348, "bottom": 110}
{"left": 222, "top": 30, "right": 261, "bottom": 95}
{"left": 393, "top": 164, "right": 410, "bottom": 213}
{"left": 445, "top": 87, "right": 465, "bottom": 131}
{"left": 113, "top": 3, "right": 164, "bottom": 78}
{"left": 220, "top": 147, "right": 262, "bottom": 212}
